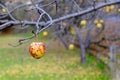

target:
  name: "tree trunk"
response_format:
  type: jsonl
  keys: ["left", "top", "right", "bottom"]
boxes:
{"left": 79, "top": 42, "right": 86, "bottom": 62}
{"left": 109, "top": 44, "right": 120, "bottom": 80}
{"left": 57, "top": 29, "right": 68, "bottom": 49}
{"left": 73, "top": 25, "right": 86, "bottom": 63}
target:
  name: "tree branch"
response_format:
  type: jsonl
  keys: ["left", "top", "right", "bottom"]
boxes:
{"left": 0, "top": 0, "right": 120, "bottom": 46}
{"left": 52, "top": 1, "right": 120, "bottom": 23}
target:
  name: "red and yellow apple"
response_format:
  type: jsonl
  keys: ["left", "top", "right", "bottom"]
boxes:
{"left": 29, "top": 42, "right": 46, "bottom": 59}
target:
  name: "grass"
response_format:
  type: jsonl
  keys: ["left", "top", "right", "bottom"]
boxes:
{"left": 0, "top": 33, "right": 111, "bottom": 80}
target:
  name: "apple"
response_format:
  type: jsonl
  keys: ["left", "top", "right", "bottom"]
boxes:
{"left": 70, "top": 26, "right": 76, "bottom": 35}
{"left": 69, "top": 44, "right": 75, "bottom": 50}
{"left": 99, "top": 19, "right": 104, "bottom": 24}
{"left": 118, "top": 9, "right": 120, "bottom": 14}
{"left": 71, "top": 28, "right": 76, "bottom": 35}
{"left": 94, "top": 19, "right": 99, "bottom": 25}
{"left": 2, "top": 8, "right": 6, "bottom": 13}
{"left": 96, "top": 23, "right": 102, "bottom": 29}
{"left": 45, "top": 0, "right": 49, "bottom": 2}
{"left": 110, "top": 5, "right": 115, "bottom": 11}
{"left": 80, "top": 20, "right": 87, "bottom": 27}
{"left": 29, "top": 42, "right": 46, "bottom": 59}
{"left": 104, "top": 6, "right": 110, "bottom": 12}
{"left": 43, "top": 31, "right": 48, "bottom": 37}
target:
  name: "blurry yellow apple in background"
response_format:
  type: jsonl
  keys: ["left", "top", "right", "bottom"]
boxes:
{"left": 96, "top": 23, "right": 102, "bottom": 29}
{"left": 99, "top": 19, "right": 104, "bottom": 24}
{"left": 118, "top": 9, "right": 120, "bottom": 14}
{"left": 104, "top": 6, "right": 111, "bottom": 12}
{"left": 2, "top": 8, "right": 7, "bottom": 13}
{"left": 70, "top": 26, "right": 76, "bottom": 35}
{"left": 109, "top": 5, "right": 115, "bottom": 11}
{"left": 45, "top": 0, "right": 49, "bottom": 2}
{"left": 69, "top": 44, "right": 75, "bottom": 50}
{"left": 80, "top": 20, "right": 87, "bottom": 27}
{"left": 43, "top": 31, "right": 48, "bottom": 37}
{"left": 104, "top": 5, "right": 115, "bottom": 12}
{"left": 71, "top": 28, "right": 76, "bottom": 35}
{"left": 29, "top": 42, "right": 46, "bottom": 59}
{"left": 94, "top": 19, "right": 99, "bottom": 25}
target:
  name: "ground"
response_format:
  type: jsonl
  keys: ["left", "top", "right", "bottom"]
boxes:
{"left": 0, "top": 33, "right": 111, "bottom": 80}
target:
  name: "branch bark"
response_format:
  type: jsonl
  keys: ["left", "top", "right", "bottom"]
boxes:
{"left": 51, "top": 1, "right": 120, "bottom": 23}
{"left": 1, "top": 1, "right": 120, "bottom": 46}
{"left": 0, "top": 1, "right": 120, "bottom": 30}
{"left": 73, "top": 25, "right": 86, "bottom": 63}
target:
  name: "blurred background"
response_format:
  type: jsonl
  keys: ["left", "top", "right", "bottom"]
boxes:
{"left": 0, "top": 0, "right": 120, "bottom": 80}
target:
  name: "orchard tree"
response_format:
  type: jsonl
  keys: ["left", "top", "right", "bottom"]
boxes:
{"left": 0, "top": 0, "right": 120, "bottom": 64}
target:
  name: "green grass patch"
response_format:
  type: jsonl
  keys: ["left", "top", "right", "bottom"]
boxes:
{"left": 0, "top": 34, "right": 111, "bottom": 80}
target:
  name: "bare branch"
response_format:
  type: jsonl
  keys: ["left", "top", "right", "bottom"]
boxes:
{"left": 0, "top": 0, "right": 120, "bottom": 47}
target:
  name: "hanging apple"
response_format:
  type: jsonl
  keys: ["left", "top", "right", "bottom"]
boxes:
{"left": 2, "top": 8, "right": 7, "bottom": 13}
{"left": 80, "top": 20, "right": 87, "bottom": 27}
{"left": 29, "top": 42, "right": 46, "bottom": 59}
{"left": 43, "top": 31, "right": 48, "bottom": 37}
{"left": 99, "top": 19, "right": 104, "bottom": 24}
{"left": 118, "top": 9, "right": 120, "bottom": 14}
{"left": 94, "top": 19, "right": 99, "bottom": 25}
{"left": 69, "top": 44, "right": 75, "bottom": 50}
{"left": 96, "top": 23, "right": 102, "bottom": 29}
